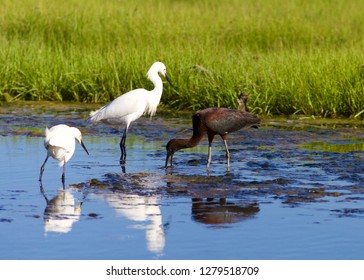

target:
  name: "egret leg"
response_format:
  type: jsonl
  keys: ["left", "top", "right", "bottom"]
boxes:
{"left": 223, "top": 139, "right": 231, "bottom": 168}
{"left": 39, "top": 180, "right": 44, "bottom": 193}
{"left": 62, "top": 163, "right": 66, "bottom": 189}
{"left": 39, "top": 156, "right": 49, "bottom": 182}
{"left": 120, "top": 128, "right": 127, "bottom": 165}
{"left": 39, "top": 182, "right": 46, "bottom": 198}
{"left": 120, "top": 165, "right": 126, "bottom": 173}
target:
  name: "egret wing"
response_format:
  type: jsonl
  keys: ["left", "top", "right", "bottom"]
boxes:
{"left": 89, "top": 89, "right": 148, "bottom": 123}
{"left": 46, "top": 125, "right": 74, "bottom": 151}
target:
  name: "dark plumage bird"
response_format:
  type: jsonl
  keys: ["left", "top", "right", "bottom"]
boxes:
{"left": 165, "top": 107, "right": 260, "bottom": 168}
{"left": 237, "top": 92, "right": 250, "bottom": 112}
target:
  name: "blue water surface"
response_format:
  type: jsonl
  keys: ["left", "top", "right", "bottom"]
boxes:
{"left": 1, "top": 118, "right": 364, "bottom": 260}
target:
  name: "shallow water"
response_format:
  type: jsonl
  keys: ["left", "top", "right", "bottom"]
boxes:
{"left": 1, "top": 104, "right": 364, "bottom": 260}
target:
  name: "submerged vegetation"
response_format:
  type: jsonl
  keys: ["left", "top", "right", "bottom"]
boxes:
{"left": 0, "top": 0, "right": 363, "bottom": 117}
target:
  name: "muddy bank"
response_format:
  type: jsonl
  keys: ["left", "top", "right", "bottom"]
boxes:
{"left": 1, "top": 102, "right": 364, "bottom": 260}
{"left": 2, "top": 103, "right": 364, "bottom": 209}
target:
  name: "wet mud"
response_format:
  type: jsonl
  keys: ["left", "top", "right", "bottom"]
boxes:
{"left": 2, "top": 102, "right": 364, "bottom": 211}
{"left": 1, "top": 102, "right": 364, "bottom": 259}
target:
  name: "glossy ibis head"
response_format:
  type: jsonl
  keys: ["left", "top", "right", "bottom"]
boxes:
{"left": 165, "top": 139, "right": 188, "bottom": 168}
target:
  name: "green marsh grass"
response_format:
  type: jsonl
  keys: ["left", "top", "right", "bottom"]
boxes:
{"left": 0, "top": 0, "right": 363, "bottom": 117}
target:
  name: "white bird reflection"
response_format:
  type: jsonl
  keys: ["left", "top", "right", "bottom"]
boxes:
{"left": 97, "top": 192, "right": 165, "bottom": 254}
{"left": 42, "top": 187, "right": 82, "bottom": 234}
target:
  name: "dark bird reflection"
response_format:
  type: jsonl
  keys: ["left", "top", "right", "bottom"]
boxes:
{"left": 191, "top": 198, "right": 260, "bottom": 226}
{"left": 120, "top": 163, "right": 126, "bottom": 174}
{"left": 41, "top": 186, "right": 83, "bottom": 234}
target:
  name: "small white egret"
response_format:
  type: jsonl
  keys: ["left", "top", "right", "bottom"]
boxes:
{"left": 88, "top": 61, "right": 172, "bottom": 165}
{"left": 39, "top": 124, "right": 89, "bottom": 186}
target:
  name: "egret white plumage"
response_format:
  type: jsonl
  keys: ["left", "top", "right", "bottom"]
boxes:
{"left": 39, "top": 124, "right": 89, "bottom": 186}
{"left": 88, "top": 61, "right": 172, "bottom": 164}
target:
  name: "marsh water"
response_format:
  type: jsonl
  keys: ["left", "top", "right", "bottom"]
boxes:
{"left": 1, "top": 103, "right": 364, "bottom": 260}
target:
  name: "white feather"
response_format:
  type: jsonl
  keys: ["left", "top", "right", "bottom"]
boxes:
{"left": 88, "top": 61, "right": 169, "bottom": 131}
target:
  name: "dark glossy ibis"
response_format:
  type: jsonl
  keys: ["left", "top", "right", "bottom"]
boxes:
{"left": 165, "top": 107, "right": 260, "bottom": 168}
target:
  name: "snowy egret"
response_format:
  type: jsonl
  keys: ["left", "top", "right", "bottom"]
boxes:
{"left": 88, "top": 61, "right": 172, "bottom": 165}
{"left": 39, "top": 124, "right": 89, "bottom": 186}
{"left": 165, "top": 108, "right": 260, "bottom": 169}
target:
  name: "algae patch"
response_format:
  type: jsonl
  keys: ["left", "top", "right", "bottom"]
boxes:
{"left": 301, "top": 139, "right": 364, "bottom": 153}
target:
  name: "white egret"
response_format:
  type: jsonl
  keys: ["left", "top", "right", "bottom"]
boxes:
{"left": 88, "top": 61, "right": 172, "bottom": 165}
{"left": 39, "top": 124, "right": 89, "bottom": 186}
